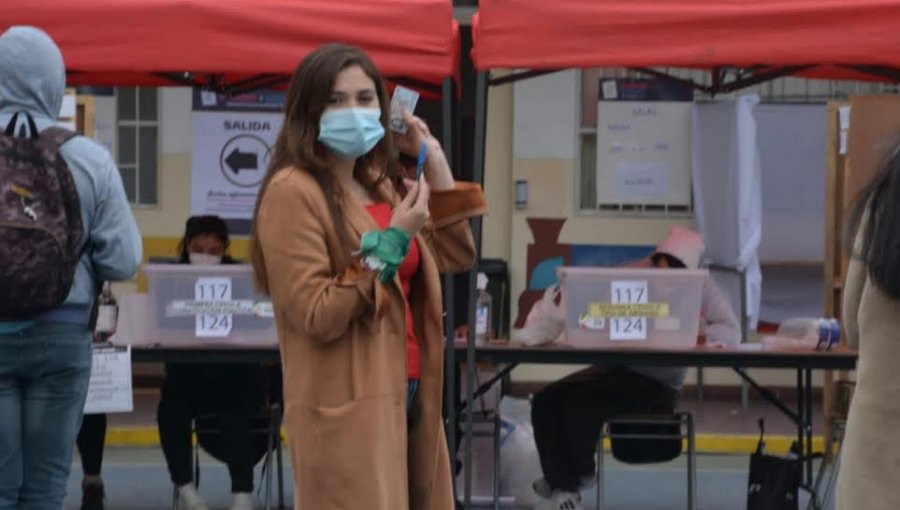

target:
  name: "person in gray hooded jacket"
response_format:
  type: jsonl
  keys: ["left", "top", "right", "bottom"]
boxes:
{"left": 0, "top": 26, "right": 142, "bottom": 509}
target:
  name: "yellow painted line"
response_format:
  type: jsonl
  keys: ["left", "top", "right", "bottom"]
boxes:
{"left": 105, "top": 427, "right": 288, "bottom": 448}
{"left": 695, "top": 434, "right": 826, "bottom": 454}
{"left": 107, "top": 427, "right": 823, "bottom": 455}
{"left": 105, "top": 427, "right": 160, "bottom": 448}
{"left": 601, "top": 434, "right": 825, "bottom": 454}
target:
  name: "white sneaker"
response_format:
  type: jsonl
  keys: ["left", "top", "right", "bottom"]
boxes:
{"left": 230, "top": 492, "right": 254, "bottom": 510}
{"left": 533, "top": 478, "right": 553, "bottom": 498}
{"left": 534, "top": 491, "right": 583, "bottom": 510}
{"left": 177, "top": 484, "right": 209, "bottom": 510}
{"left": 533, "top": 476, "right": 596, "bottom": 499}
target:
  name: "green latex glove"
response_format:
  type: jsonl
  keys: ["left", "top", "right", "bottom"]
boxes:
{"left": 359, "top": 227, "right": 411, "bottom": 283}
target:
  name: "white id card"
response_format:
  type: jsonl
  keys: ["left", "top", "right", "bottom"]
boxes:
{"left": 390, "top": 85, "right": 420, "bottom": 134}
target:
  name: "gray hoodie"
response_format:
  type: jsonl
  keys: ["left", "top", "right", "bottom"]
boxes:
{"left": 0, "top": 26, "right": 142, "bottom": 331}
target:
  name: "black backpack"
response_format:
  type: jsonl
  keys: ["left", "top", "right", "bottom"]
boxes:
{"left": 0, "top": 112, "right": 84, "bottom": 319}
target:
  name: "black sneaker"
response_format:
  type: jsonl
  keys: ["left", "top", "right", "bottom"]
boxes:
{"left": 81, "top": 481, "right": 105, "bottom": 510}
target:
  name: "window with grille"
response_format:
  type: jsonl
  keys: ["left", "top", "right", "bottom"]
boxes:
{"left": 116, "top": 87, "right": 159, "bottom": 206}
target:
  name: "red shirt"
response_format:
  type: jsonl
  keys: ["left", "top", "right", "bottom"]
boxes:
{"left": 365, "top": 203, "right": 421, "bottom": 380}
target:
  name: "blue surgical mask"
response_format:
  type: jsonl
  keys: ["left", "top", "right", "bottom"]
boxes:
{"left": 317, "top": 107, "right": 385, "bottom": 159}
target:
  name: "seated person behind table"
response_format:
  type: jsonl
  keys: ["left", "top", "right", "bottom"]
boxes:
{"left": 157, "top": 215, "right": 279, "bottom": 510}
{"left": 530, "top": 227, "right": 740, "bottom": 510}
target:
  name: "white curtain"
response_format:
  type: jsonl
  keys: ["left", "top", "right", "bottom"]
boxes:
{"left": 691, "top": 95, "right": 763, "bottom": 329}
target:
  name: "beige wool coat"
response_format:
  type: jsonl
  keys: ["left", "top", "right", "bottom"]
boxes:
{"left": 256, "top": 168, "right": 486, "bottom": 510}
{"left": 837, "top": 229, "right": 900, "bottom": 510}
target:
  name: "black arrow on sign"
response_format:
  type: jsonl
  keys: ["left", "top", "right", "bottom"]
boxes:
{"left": 225, "top": 148, "right": 258, "bottom": 174}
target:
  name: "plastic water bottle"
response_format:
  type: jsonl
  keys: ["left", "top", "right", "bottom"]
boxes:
{"left": 475, "top": 272, "right": 492, "bottom": 346}
{"left": 774, "top": 318, "right": 840, "bottom": 350}
{"left": 94, "top": 282, "right": 118, "bottom": 342}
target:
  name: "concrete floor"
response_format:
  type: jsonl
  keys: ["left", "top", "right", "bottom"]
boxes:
{"left": 65, "top": 448, "right": 835, "bottom": 510}
{"left": 78, "top": 382, "right": 831, "bottom": 509}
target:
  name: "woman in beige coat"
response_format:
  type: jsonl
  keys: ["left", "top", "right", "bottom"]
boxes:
{"left": 838, "top": 145, "right": 900, "bottom": 510}
{"left": 250, "top": 44, "right": 487, "bottom": 509}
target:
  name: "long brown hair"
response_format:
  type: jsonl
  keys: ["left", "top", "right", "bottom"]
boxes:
{"left": 845, "top": 142, "right": 900, "bottom": 299}
{"left": 250, "top": 44, "right": 398, "bottom": 294}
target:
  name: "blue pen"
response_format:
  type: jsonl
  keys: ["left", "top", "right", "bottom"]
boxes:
{"left": 415, "top": 142, "right": 428, "bottom": 180}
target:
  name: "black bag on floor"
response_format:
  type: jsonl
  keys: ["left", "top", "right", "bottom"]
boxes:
{"left": 747, "top": 419, "right": 802, "bottom": 510}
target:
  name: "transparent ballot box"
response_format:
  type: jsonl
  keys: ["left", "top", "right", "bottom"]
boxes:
{"left": 557, "top": 267, "right": 707, "bottom": 349}
{"left": 115, "top": 264, "right": 277, "bottom": 347}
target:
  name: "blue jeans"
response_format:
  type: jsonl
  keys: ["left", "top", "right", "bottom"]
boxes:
{"left": 0, "top": 323, "right": 92, "bottom": 510}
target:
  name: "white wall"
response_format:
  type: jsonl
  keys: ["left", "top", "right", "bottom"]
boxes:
{"left": 513, "top": 71, "right": 578, "bottom": 160}
{"left": 482, "top": 73, "right": 514, "bottom": 261}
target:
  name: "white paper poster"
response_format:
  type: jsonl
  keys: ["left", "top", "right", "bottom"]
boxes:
{"left": 59, "top": 94, "right": 77, "bottom": 119}
{"left": 616, "top": 161, "right": 669, "bottom": 199}
{"left": 190, "top": 112, "right": 283, "bottom": 220}
{"left": 84, "top": 345, "right": 133, "bottom": 414}
{"left": 595, "top": 101, "right": 692, "bottom": 207}
{"left": 838, "top": 106, "right": 851, "bottom": 130}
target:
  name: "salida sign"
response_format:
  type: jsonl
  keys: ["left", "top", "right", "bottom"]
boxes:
{"left": 190, "top": 109, "right": 283, "bottom": 221}
{"left": 218, "top": 119, "right": 272, "bottom": 188}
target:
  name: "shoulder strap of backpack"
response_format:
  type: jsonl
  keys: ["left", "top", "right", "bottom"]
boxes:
{"left": 38, "top": 124, "right": 87, "bottom": 261}
{"left": 4, "top": 111, "right": 40, "bottom": 138}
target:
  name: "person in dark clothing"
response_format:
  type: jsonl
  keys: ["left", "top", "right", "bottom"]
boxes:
{"left": 76, "top": 412, "right": 107, "bottom": 510}
{"left": 159, "top": 364, "right": 272, "bottom": 508}
{"left": 77, "top": 280, "right": 118, "bottom": 510}
{"left": 157, "top": 215, "right": 279, "bottom": 510}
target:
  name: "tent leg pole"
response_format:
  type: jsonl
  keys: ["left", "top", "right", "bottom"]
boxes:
{"left": 463, "top": 70, "right": 489, "bottom": 510}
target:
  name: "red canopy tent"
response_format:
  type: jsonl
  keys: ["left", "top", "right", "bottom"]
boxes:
{"left": 0, "top": 0, "right": 460, "bottom": 95}
{"left": 472, "top": 0, "right": 900, "bottom": 90}
{"left": 454, "top": 3, "right": 900, "bottom": 509}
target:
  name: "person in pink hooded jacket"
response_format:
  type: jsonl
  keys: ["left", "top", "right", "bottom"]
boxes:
{"left": 531, "top": 227, "right": 740, "bottom": 510}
